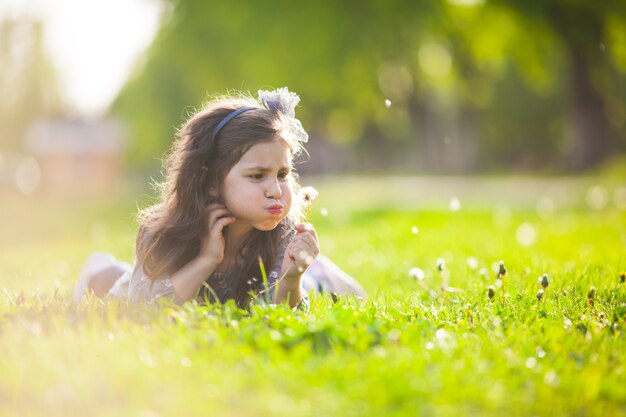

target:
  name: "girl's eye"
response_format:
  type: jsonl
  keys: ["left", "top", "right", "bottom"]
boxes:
{"left": 278, "top": 172, "right": 290, "bottom": 180}
{"left": 249, "top": 174, "right": 264, "bottom": 180}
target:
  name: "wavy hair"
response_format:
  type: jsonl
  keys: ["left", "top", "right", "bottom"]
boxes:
{"left": 136, "top": 90, "right": 306, "bottom": 306}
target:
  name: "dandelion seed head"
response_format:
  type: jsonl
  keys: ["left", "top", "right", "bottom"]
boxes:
{"left": 487, "top": 286, "right": 495, "bottom": 299}
{"left": 384, "top": 99, "right": 392, "bottom": 108}
{"left": 587, "top": 286, "right": 596, "bottom": 299}
{"left": 299, "top": 186, "right": 319, "bottom": 207}
{"left": 537, "top": 289, "right": 544, "bottom": 301}
{"left": 525, "top": 357, "right": 537, "bottom": 369}
{"left": 409, "top": 267, "right": 425, "bottom": 280}
{"left": 498, "top": 260, "right": 507, "bottom": 277}
{"left": 436, "top": 258, "right": 446, "bottom": 271}
{"left": 540, "top": 274, "right": 549, "bottom": 288}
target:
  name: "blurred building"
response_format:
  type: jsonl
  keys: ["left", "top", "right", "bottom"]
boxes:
{"left": 26, "top": 119, "right": 126, "bottom": 195}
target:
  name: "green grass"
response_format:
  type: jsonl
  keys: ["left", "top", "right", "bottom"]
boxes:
{"left": 1, "top": 179, "right": 625, "bottom": 417}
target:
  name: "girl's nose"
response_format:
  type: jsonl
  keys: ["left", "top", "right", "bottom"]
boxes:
{"left": 265, "top": 179, "right": 283, "bottom": 199}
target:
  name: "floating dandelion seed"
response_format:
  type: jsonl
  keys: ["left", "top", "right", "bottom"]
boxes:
{"left": 384, "top": 99, "right": 392, "bottom": 108}
{"left": 299, "top": 186, "right": 319, "bottom": 222}
{"left": 539, "top": 274, "right": 549, "bottom": 289}
{"left": 525, "top": 357, "right": 537, "bottom": 369}
{"left": 411, "top": 225, "right": 419, "bottom": 234}
{"left": 449, "top": 197, "right": 461, "bottom": 212}
{"left": 320, "top": 207, "right": 329, "bottom": 217}
{"left": 487, "top": 286, "right": 495, "bottom": 300}
{"left": 586, "top": 185, "right": 608, "bottom": 210}
{"left": 537, "top": 289, "right": 544, "bottom": 301}
{"left": 467, "top": 257, "right": 478, "bottom": 270}
{"left": 409, "top": 267, "right": 425, "bottom": 280}
{"left": 516, "top": 223, "right": 537, "bottom": 247}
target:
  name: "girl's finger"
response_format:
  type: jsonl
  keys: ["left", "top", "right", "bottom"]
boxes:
{"left": 207, "top": 208, "right": 231, "bottom": 228}
{"left": 211, "top": 216, "right": 236, "bottom": 236}
{"left": 292, "top": 233, "right": 318, "bottom": 256}
{"left": 288, "top": 240, "right": 317, "bottom": 265}
{"left": 294, "top": 223, "right": 318, "bottom": 245}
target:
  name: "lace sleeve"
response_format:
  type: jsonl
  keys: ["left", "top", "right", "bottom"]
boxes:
{"left": 128, "top": 262, "right": 180, "bottom": 305}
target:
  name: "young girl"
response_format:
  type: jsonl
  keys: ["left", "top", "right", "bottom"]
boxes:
{"left": 73, "top": 88, "right": 366, "bottom": 309}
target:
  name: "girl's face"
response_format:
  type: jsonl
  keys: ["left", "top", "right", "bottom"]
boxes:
{"left": 221, "top": 138, "right": 293, "bottom": 232}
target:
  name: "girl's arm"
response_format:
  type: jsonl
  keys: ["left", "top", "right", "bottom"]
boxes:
{"left": 170, "top": 257, "right": 220, "bottom": 302}
{"left": 274, "top": 223, "right": 319, "bottom": 308}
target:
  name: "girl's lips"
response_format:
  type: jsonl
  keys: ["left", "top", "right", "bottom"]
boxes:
{"left": 267, "top": 205, "right": 283, "bottom": 215}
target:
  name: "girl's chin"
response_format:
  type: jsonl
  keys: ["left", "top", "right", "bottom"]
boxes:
{"left": 253, "top": 220, "right": 282, "bottom": 231}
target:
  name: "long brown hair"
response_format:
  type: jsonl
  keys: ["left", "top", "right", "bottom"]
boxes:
{"left": 136, "top": 94, "right": 303, "bottom": 306}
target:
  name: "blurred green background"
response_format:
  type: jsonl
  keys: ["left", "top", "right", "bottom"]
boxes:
{"left": 1, "top": 0, "right": 626, "bottom": 182}
{"left": 1, "top": 4, "right": 626, "bottom": 415}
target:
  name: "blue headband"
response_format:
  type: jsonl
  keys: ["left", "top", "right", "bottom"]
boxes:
{"left": 213, "top": 106, "right": 256, "bottom": 137}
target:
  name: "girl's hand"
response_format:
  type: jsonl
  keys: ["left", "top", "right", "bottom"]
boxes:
{"left": 198, "top": 203, "right": 236, "bottom": 265}
{"left": 281, "top": 223, "right": 320, "bottom": 281}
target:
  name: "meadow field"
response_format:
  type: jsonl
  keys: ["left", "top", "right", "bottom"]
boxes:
{"left": 1, "top": 176, "right": 625, "bottom": 417}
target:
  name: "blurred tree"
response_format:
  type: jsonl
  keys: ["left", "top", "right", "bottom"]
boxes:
{"left": 493, "top": 0, "right": 626, "bottom": 170}
{"left": 114, "top": 0, "right": 626, "bottom": 173}
{"left": 0, "top": 18, "right": 64, "bottom": 152}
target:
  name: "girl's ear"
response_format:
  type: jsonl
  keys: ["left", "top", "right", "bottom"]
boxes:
{"left": 208, "top": 186, "right": 219, "bottom": 199}
{"left": 207, "top": 185, "right": 227, "bottom": 205}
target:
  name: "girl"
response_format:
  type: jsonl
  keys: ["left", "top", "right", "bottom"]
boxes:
{"left": 73, "top": 88, "right": 366, "bottom": 309}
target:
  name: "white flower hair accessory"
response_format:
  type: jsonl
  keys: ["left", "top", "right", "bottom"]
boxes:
{"left": 258, "top": 87, "right": 309, "bottom": 148}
